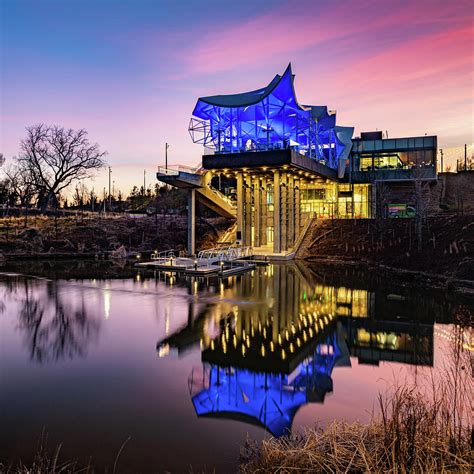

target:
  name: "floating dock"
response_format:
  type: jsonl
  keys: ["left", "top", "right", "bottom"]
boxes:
{"left": 135, "top": 246, "right": 264, "bottom": 276}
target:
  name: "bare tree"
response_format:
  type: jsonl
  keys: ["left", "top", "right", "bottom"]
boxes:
{"left": 0, "top": 153, "right": 5, "bottom": 167}
{"left": 18, "top": 124, "right": 107, "bottom": 210}
{"left": 375, "top": 181, "right": 392, "bottom": 220}
{"left": 3, "top": 163, "right": 36, "bottom": 206}
{"left": 73, "top": 182, "right": 89, "bottom": 208}
{"left": 411, "top": 166, "right": 431, "bottom": 252}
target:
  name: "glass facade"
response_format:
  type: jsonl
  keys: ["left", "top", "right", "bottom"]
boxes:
{"left": 352, "top": 136, "right": 437, "bottom": 172}
{"left": 300, "top": 182, "right": 371, "bottom": 218}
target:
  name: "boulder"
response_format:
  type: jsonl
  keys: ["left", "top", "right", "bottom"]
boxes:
{"left": 110, "top": 245, "right": 128, "bottom": 259}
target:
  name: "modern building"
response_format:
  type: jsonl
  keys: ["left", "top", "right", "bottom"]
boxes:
{"left": 158, "top": 64, "right": 438, "bottom": 256}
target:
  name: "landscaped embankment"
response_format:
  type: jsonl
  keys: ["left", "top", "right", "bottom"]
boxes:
{"left": 0, "top": 214, "right": 229, "bottom": 259}
{"left": 298, "top": 214, "right": 474, "bottom": 291}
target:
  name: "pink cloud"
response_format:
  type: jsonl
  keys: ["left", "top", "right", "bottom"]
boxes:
{"left": 180, "top": 0, "right": 472, "bottom": 75}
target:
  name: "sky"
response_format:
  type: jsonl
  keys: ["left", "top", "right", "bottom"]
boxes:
{"left": 1, "top": 0, "right": 473, "bottom": 194}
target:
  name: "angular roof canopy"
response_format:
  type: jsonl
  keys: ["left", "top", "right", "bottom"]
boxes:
{"left": 189, "top": 64, "right": 354, "bottom": 177}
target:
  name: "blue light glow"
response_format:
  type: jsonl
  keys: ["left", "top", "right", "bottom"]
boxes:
{"left": 189, "top": 64, "right": 353, "bottom": 173}
{"left": 191, "top": 332, "right": 344, "bottom": 436}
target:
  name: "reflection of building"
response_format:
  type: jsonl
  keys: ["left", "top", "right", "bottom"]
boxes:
{"left": 190, "top": 329, "right": 350, "bottom": 437}
{"left": 156, "top": 263, "right": 445, "bottom": 435}
{"left": 158, "top": 65, "right": 438, "bottom": 256}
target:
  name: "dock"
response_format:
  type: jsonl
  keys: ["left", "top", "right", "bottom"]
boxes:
{"left": 135, "top": 246, "right": 265, "bottom": 276}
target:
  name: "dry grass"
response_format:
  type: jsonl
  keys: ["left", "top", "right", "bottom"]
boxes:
{"left": 241, "top": 324, "right": 473, "bottom": 473}
{"left": 0, "top": 438, "right": 92, "bottom": 474}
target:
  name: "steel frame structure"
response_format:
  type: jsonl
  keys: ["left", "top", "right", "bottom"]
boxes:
{"left": 189, "top": 64, "right": 354, "bottom": 174}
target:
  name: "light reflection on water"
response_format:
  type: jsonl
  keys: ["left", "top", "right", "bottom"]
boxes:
{"left": 0, "top": 262, "right": 471, "bottom": 472}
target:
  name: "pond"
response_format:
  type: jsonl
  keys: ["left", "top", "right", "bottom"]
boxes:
{"left": 0, "top": 260, "right": 471, "bottom": 472}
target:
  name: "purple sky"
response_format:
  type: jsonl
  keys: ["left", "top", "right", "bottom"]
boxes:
{"left": 1, "top": 0, "right": 473, "bottom": 193}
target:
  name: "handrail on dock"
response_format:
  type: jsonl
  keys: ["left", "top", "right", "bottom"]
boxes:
{"left": 151, "top": 249, "right": 176, "bottom": 260}
{"left": 197, "top": 245, "right": 252, "bottom": 265}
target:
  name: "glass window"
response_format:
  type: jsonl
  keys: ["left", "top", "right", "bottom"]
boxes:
{"left": 363, "top": 141, "right": 375, "bottom": 151}
{"left": 383, "top": 139, "right": 396, "bottom": 150}
{"left": 396, "top": 138, "right": 408, "bottom": 148}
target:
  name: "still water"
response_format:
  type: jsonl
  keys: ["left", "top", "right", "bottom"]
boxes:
{"left": 0, "top": 261, "right": 470, "bottom": 472}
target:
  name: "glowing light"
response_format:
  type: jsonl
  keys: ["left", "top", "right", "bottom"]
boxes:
{"left": 103, "top": 290, "right": 111, "bottom": 319}
{"left": 158, "top": 343, "right": 169, "bottom": 358}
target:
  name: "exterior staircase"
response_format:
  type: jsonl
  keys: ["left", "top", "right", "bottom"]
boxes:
{"left": 157, "top": 166, "right": 236, "bottom": 219}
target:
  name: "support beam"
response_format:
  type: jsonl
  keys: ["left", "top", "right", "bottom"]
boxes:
{"left": 273, "top": 170, "right": 281, "bottom": 253}
{"left": 236, "top": 173, "right": 244, "bottom": 244}
{"left": 254, "top": 176, "right": 262, "bottom": 247}
{"left": 187, "top": 189, "right": 196, "bottom": 256}
{"left": 280, "top": 173, "right": 288, "bottom": 251}
{"left": 288, "top": 175, "right": 295, "bottom": 247}
{"left": 295, "top": 179, "right": 301, "bottom": 239}
{"left": 244, "top": 175, "right": 252, "bottom": 246}
{"left": 261, "top": 177, "right": 268, "bottom": 246}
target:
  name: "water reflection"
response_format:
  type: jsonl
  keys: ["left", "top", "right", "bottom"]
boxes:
{"left": 156, "top": 262, "right": 461, "bottom": 436}
{"left": 1, "top": 276, "right": 100, "bottom": 363}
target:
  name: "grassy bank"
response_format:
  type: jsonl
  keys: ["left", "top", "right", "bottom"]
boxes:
{"left": 0, "top": 214, "right": 230, "bottom": 258}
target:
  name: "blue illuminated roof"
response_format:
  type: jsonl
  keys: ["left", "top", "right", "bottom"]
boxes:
{"left": 189, "top": 64, "right": 354, "bottom": 177}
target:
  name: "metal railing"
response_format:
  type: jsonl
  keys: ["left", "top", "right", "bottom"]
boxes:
{"left": 157, "top": 164, "right": 202, "bottom": 176}
{"left": 150, "top": 249, "right": 176, "bottom": 261}
{"left": 197, "top": 245, "right": 252, "bottom": 265}
{"left": 203, "top": 185, "right": 236, "bottom": 208}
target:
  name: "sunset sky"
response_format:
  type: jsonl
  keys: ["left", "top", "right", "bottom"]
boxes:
{"left": 1, "top": 0, "right": 473, "bottom": 194}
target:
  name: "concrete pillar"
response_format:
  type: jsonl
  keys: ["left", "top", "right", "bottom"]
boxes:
{"left": 253, "top": 176, "right": 261, "bottom": 247}
{"left": 236, "top": 173, "right": 244, "bottom": 244}
{"left": 288, "top": 175, "right": 295, "bottom": 248}
{"left": 273, "top": 170, "right": 281, "bottom": 253}
{"left": 281, "top": 173, "right": 288, "bottom": 251}
{"left": 187, "top": 188, "right": 196, "bottom": 256}
{"left": 295, "top": 179, "right": 301, "bottom": 239}
{"left": 261, "top": 177, "right": 268, "bottom": 246}
{"left": 244, "top": 175, "right": 252, "bottom": 246}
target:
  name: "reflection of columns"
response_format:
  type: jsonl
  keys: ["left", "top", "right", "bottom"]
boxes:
{"left": 254, "top": 176, "right": 261, "bottom": 247}
{"left": 187, "top": 189, "right": 196, "bottom": 255}
{"left": 295, "top": 179, "right": 301, "bottom": 239}
{"left": 272, "top": 264, "right": 280, "bottom": 343}
{"left": 281, "top": 173, "right": 288, "bottom": 251}
{"left": 288, "top": 175, "right": 294, "bottom": 247}
{"left": 244, "top": 175, "right": 252, "bottom": 246}
{"left": 236, "top": 173, "right": 244, "bottom": 244}
{"left": 280, "top": 265, "right": 287, "bottom": 332}
{"left": 273, "top": 170, "right": 281, "bottom": 253}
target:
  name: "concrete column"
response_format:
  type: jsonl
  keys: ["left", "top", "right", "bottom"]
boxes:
{"left": 273, "top": 170, "right": 281, "bottom": 253}
{"left": 236, "top": 173, "right": 244, "bottom": 244}
{"left": 295, "top": 179, "right": 301, "bottom": 239}
{"left": 261, "top": 177, "right": 268, "bottom": 246}
{"left": 187, "top": 188, "right": 196, "bottom": 256}
{"left": 288, "top": 175, "right": 295, "bottom": 248}
{"left": 244, "top": 175, "right": 252, "bottom": 246}
{"left": 253, "top": 176, "right": 261, "bottom": 247}
{"left": 280, "top": 173, "right": 288, "bottom": 251}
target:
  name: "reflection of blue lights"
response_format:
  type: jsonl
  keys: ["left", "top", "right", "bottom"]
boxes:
{"left": 192, "top": 333, "right": 342, "bottom": 436}
{"left": 189, "top": 64, "right": 353, "bottom": 175}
